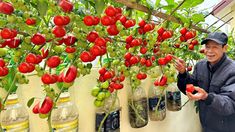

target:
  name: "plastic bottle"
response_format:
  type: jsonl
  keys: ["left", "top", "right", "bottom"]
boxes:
{"left": 166, "top": 83, "right": 181, "bottom": 111}
{"left": 0, "top": 93, "right": 29, "bottom": 132}
{"left": 51, "top": 91, "right": 79, "bottom": 132}
{"left": 148, "top": 84, "right": 166, "bottom": 121}
{"left": 95, "top": 92, "right": 121, "bottom": 132}
{"left": 128, "top": 86, "right": 148, "bottom": 128}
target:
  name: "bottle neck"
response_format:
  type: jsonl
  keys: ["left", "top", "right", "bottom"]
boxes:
{"left": 103, "top": 93, "right": 120, "bottom": 112}
{"left": 58, "top": 92, "right": 71, "bottom": 103}
{"left": 6, "top": 93, "right": 19, "bottom": 105}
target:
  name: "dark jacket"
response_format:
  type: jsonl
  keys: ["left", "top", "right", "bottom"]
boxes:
{"left": 177, "top": 54, "right": 235, "bottom": 132}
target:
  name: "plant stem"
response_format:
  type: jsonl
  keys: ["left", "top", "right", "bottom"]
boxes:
{"left": 47, "top": 86, "right": 65, "bottom": 131}
{"left": 2, "top": 75, "right": 17, "bottom": 105}
{"left": 154, "top": 88, "right": 165, "bottom": 116}
{"left": 128, "top": 79, "right": 146, "bottom": 123}
{"left": 99, "top": 56, "right": 103, "bottom": 67}
{"left": 180, "top": 99, "right": 189, "bottom": 109}
{"left": 47, "top": 112, "right": 53, "bottom": 132}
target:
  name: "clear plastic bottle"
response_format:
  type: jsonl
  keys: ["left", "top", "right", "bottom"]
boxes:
{"left": 95, "top": 92, "right": 121, "bottom": 132}
{"left": 128, "top": 86, "right": 148, "bottom": 128}
{"left": 148, "top": 84, "right": 166, "bottom": 121}
{"left": 51, "top": 91, "right": 79, "bottom": 132}
{"left": 166, "top": 83, "right": 181, "bottom": 111}
{"left": 0, "top": 93, "right": 29, "bottom": 132}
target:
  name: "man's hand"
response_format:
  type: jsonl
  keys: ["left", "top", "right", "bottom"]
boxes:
{"left": 173, "top": 56, "right": 186, "bottom": 74}
{"left": 186, "top": 87, "right": 208, "bottom": 101}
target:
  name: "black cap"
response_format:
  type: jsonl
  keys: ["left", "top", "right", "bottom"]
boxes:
{"left": 201, "top": 32, "right": 228, "bottom": 45}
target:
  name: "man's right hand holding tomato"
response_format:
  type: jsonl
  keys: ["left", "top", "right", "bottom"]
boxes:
{"left": 173, "top": 56, "right": 208, "bottom": 101}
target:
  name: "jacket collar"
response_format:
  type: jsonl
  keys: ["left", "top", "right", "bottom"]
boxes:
{"left": 207, "top": 53, "right": 227, "bottom": 73}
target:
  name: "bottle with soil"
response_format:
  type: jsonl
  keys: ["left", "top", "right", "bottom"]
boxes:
{"left": 95, "top": 92, "right": 121, "bottom": 132}
{"left": 128, "top": 86, "right": 148, "bottom": 128}
{"left": 148, "top": 83, "right": 166, "bottom": 121}
{"left": 51, "top": 91, "right": 79, "bottom": 132}
{"left": 166, "top": 83, "right": 181, "bottom": 111}
{"left": 0, "top": 93, "right": 29, "bottom": 132}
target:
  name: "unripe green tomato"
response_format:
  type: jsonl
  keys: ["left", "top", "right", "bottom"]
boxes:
{"left": 7, "top": 15, "right": 16, "bottom": 23}
{"left": 91, "top": 86, "right": 100, "bottom": 97}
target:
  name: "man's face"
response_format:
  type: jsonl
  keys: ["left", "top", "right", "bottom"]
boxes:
{"left": 204, "top": 40, "right": 227, "bottom": 65}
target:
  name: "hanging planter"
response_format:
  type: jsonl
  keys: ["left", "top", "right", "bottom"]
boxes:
{"left": 128, "top": 86, "right": 148, "bottom": 128}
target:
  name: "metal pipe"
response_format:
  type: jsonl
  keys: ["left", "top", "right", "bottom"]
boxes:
{"left": 207, "top": 10, "right": 233, "bottom": 29}
{"left": 214, "top": 17, "right": 234, "bottom": 31}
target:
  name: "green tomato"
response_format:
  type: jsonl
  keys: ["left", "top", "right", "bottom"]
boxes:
{"left": 77, "top": 42, "right": 87, "bottom": 49}
{"left": 103, "top": 63, "right": 109, "bottom": 68}
{"left": 107, "top": 46, "right": 113, "bottom": 52}
{"left": 37, "top": 71, "right": 44, "bottom": 77}
{"left": 119, "top": 30, "right": 125, "bottom": 36}
{"left": 134, "top": 79, "right": 141, "bottom": 86}
{"left": 105, "top": 91, "right": 111, "bottom": 98}
{"left": 91, "top": 86, "right": 100, "bottom": 97}
{"left": 112, "top": 60, "right": 120, "bottom": 65}
{"left": 73, "top": 27, "right": 79, "bottom": 34}
{"left": 128, "top": 48, "right": 135, "bottom": 53}
{"left": 117, "top": 22, "right": 123, "bottom": 31}
{"left": 97, "top": 92, "right": 106, "bottom": 100}
{"left": 0, "top": 20, "right": 6, "bottom": 27}
{"left": 110, "top": 52, "right": 116, "bottom": 57}
{"left": 77, "top": 62, "right": 84, "bottom": 69}
{"left": 23, "top": 12, "right": 30, "bottom": 18}
{"left": 120, "top": 65, "right": 126, "bottom": 71}
{"left": 7, "top": 15, "right": 16, "bottom": 23}
{"left": 13, "top": 56, "right": 20, "bottom": 63}
{"left": 17, "top": 17, "right": 23, "bottom": 23}
{"left": 94, "top": 99, "right": 104, "bottom": 107}
{"left": 0, "top": 48, "right": 8, "bottom": 57}
{"left": 101, "top": 81, "right": 109, "bottom": 89}
{"left": 117, "top": 66, "right": 122, "bottom": 71}
{"left": 39, "top": 113, "right": 49, "bottom": 119}
{"left": 63, "top": 82, "right": 74, "bottom": 89}
{"left": 14, "top": 50, "right": 22, "bottom": 57}
{"left": 95, "top": 25, "right": 102, "bottom": 32}
{"left": 15, "top": 72, "right": 22, "bottom": 79}
{"left": 168, "top": 77, "right": 175, "bottom": 83}
{"left": 21, "top": 44, "right": 32, "bottom": 50}
{"left": 17, "top": 79, "right": 25, "bottom": 84}
{"left": 53, "top": 45, "right": 64, "bottom": 53}
{"left": 123, "top": 71, "right": 130, "bottom": 76}
{"left": 67, "top": 53, "right": 75, "bottom": 60}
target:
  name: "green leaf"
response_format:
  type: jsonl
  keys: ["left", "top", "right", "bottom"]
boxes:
{"left": 37, "top": 0, "right": 48, "bottom": 17}
{"left": 57, "top": 82, "right": 64, "bottom": 90}
{"left": 2, "top": 67, "right": 18, "bottom": 93}
{"left": 24, "top": 0, "right": 30, "bottom": 3}
{"left": 86, "top": 63, "right": 93, "bottom": 69}
{"left": 166, "top": 0, "right": 175, "bottom": 5}
{"left": 27, "top": 97, "right": 35, "bottom": 108}
{"left": 175, "top": 13, "right": 190, "bottom": 25}
{"left": 146, "top": 0, "right": 154, "bottom": 9}
{"left": 155, "top": 0, "right": 161, "bottom": 8}
{"left": 180, "top": 0, "right": 204, "bottom": 9}
{"left": 103, "top": 58, "right": 112, "bottom": 64}
{"left": 191, "top": 13, "right": 205, "bottom": 23}
{"left": 162, "top": 5, "right": 177, "bottom": 12}
{"left": 94, "top": 0, "right": 105, "bottom": 16}
{"left": 88, "top": 1, "right": 95, "bottom": 8}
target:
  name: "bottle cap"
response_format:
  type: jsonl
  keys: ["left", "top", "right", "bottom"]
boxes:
{"left": 60, "top": 92, "right": 70, "bottom": 98}
{"left": 7, "top": 93, "right": 18, "bottom": 100}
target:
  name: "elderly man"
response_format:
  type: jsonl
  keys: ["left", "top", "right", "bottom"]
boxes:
{"left": 175, "top": 32, "right": 235, "bottom": 132}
